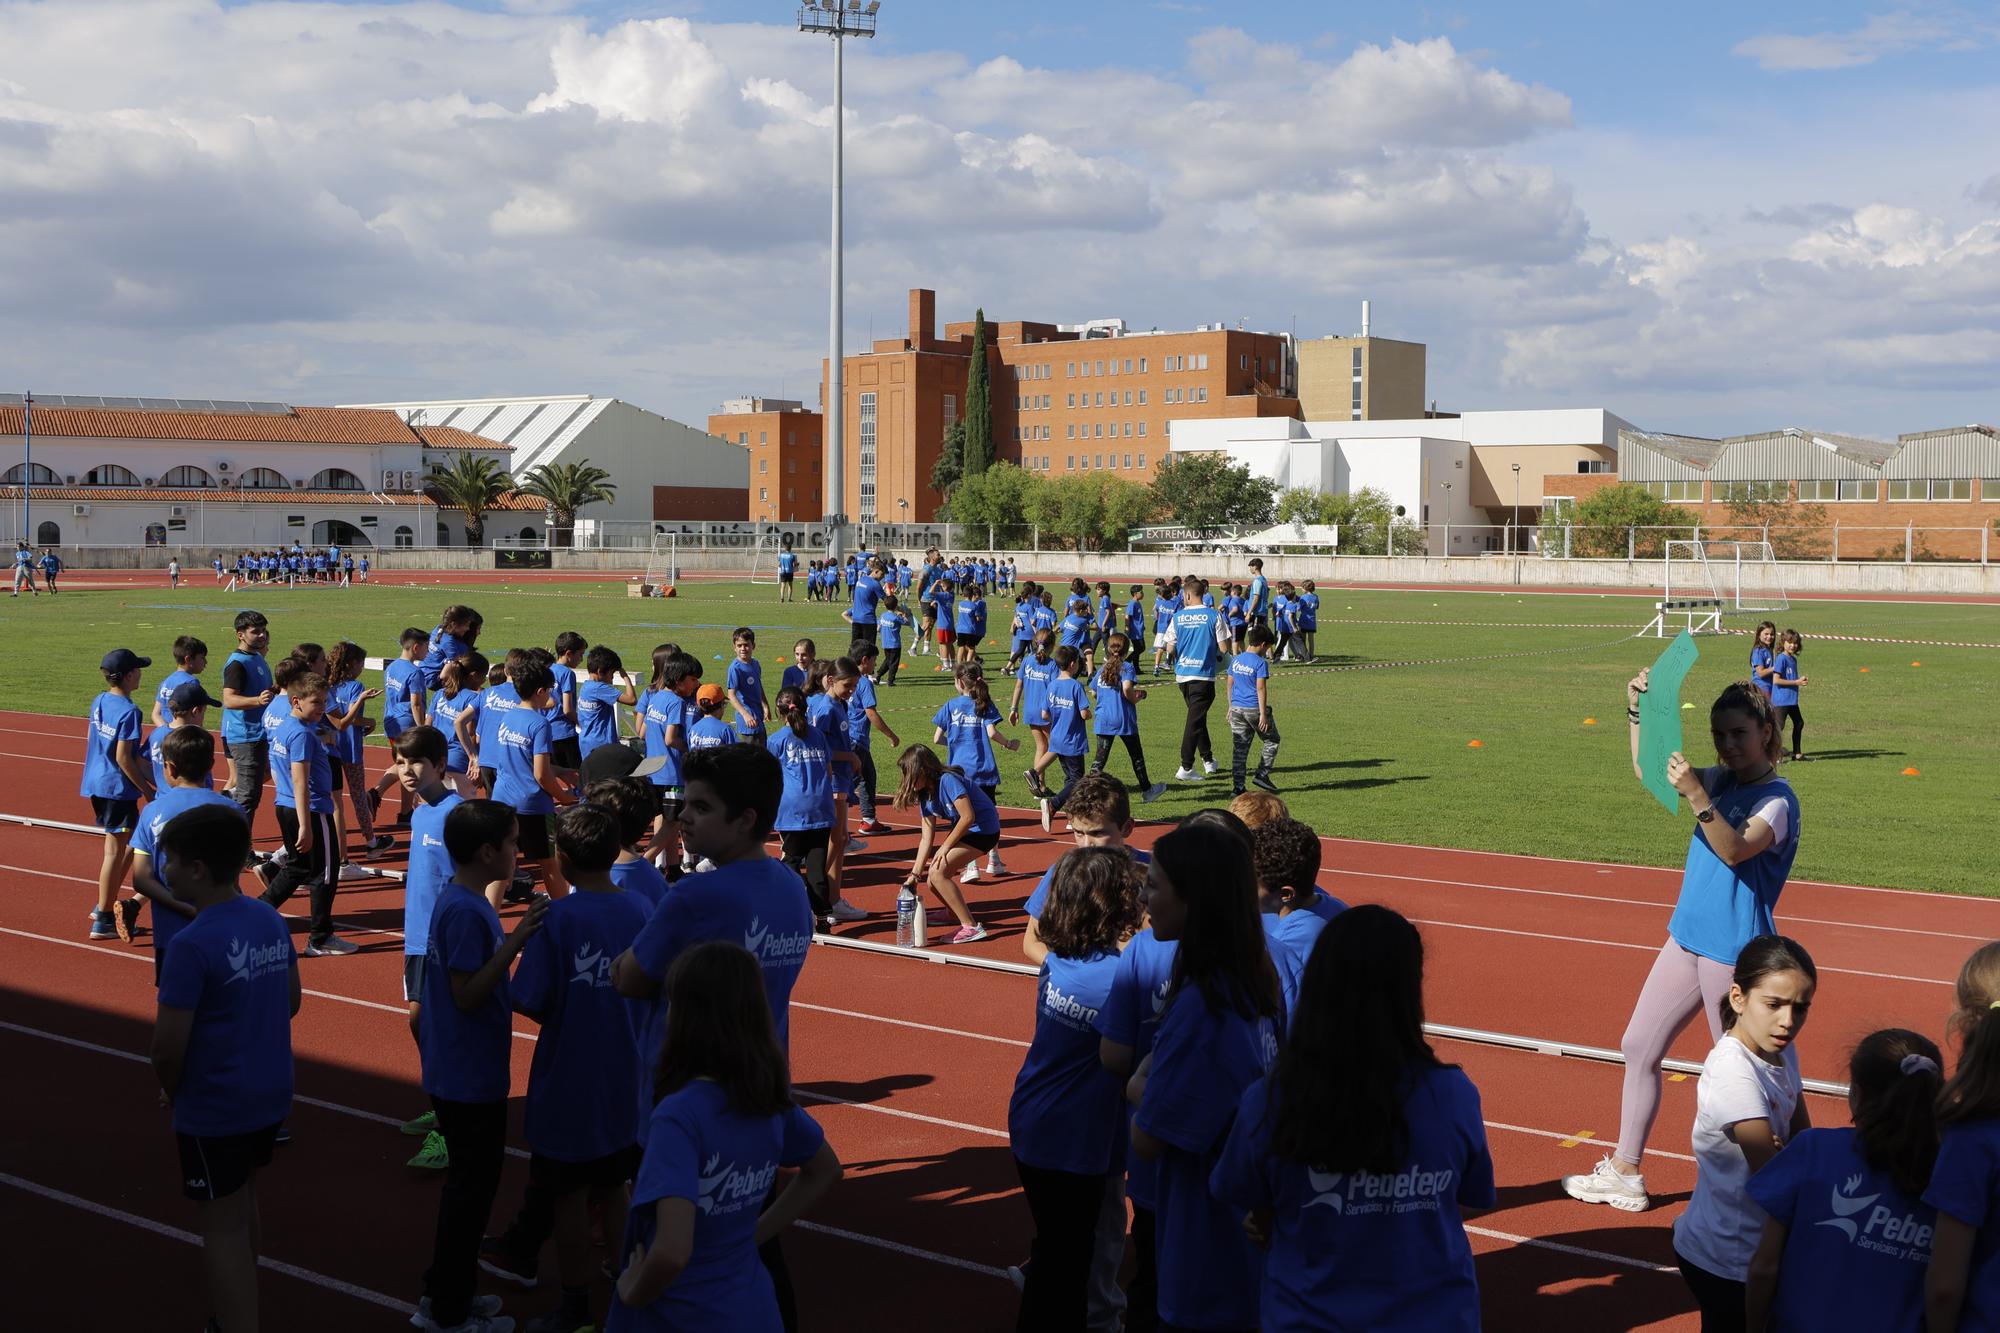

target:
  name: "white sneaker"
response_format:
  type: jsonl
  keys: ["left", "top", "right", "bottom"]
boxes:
{"left": 985, "top": 855, "right": 1007, "bottom": 876}
{"left": 1142, "top": 782, "right": 1168, "bottom": 803}
{"left": 1561, "top": 1156, "right": 1649, "bottom": 1213}
{"left": 1039, "top": 796, "right": 1053, "bottom": 833}
{"left": 411, "top": 1294, "right": 506, "bottom": 1331}
{"left": 826, "top": 899, "right": 868, "bottom": 923}
{"left": 1201, "top": 759, "right": 1219, "bottom": 776}
{"left": 1173, "top": 766, "right": 1202, "bottom": 782}
{"left": 338, "top": 862, "right": 374, "bottom": 881}
{"left": 960, "top": 864, "right": 981, "bottom": 884}
{"left": 695, "top": 858, "right": 716, "bottom": 873}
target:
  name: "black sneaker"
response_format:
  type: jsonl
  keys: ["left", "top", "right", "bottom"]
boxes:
{"left": 478, "top": 1236, "right": 539, "bottom": 1289}
{"left": 503, "top": 875, "right": 539, "bottom": 905}
{"left": 1251, "top": 773, "right": 1280, "bottom": 794}
{"left": 274, "top": 1124, "right": 292, "bottom": 1145}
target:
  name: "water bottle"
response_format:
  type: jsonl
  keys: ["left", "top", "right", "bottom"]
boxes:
{"left": 897, "top": 885, "right": 925, "bottom": 949}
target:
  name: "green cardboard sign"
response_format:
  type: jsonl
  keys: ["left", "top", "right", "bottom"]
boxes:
{"left": 1640, "top": 630, "right": 1699, "bottom": 814}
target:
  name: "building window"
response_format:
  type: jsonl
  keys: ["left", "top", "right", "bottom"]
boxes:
{"left": 1137, "top": 453, "right": 1148, "bottom": 468}
{"left": 1576, "top": 459, "right": 1613, "bottom": 474}
{"left": 84, "top": 464, "right": 139, "bottom": 485}
{"left": 1983, "top": 479, "right": 2000, "bottom": 500}
{"left": 1095, "top": 455, "right": 1103, "bottom": 468}
{"left": 1137, "top": 422, "right": 1147, "bottom": 437}
{"left": 759, "top": 487, "right": 769, "bottom": 501}
{"left": 1715, "top": 481, "right": 1785, "bottom": 503}
{"left": 1891, "top": 478, "right": 1971, "bottom": 501}
{"left": 1239, "top": 354, "right": 1249, "bottom": 370}
{"left": 943, "top": 394, "right": 957, "bottom": 424}
{"left": 858, "top": 391, "right": 877, "bottom": 521}
{"left": 1195, "top": 388, "right": 1207, "bottom": 403}
{"left": 239, "top": 467, "right": 288, "bottom": 489}
{"left": 1639, "top": 480, "right": 1702, "bottom": 503}
{"left": 1123, "top": 359, "right": 1132, "bottom": 374}
{"left": 759, "top": 431, "right": 767, "bottom": 444}
{"left": 1067, "top": 456, "right": 1075, "bottom": 469}
{"left": 786, "top": 458, "right": 796, "bottom": 474}
{"left": 759, "top": 459, "right": 768, "bottom": 473}
{"left": 1094, "top": 424, "right": 1103, "bottom": 438}
{"left": 1109, "top": 360, "right": 1119, "bottom": 376}
{"left": 786, "top": 487, "right": 795, "bottom": 501}
{"left": 307, "top": 467, "right": 361, "bottom": 491}
{"left": 1138, "top": 358, "right": 1147, "bottom": 373}
{"left": 160, "top": 465, "right": 214, "bottom": 487}
{"left": 1124, "top": 423, "right": 1133, "bottom": 437}
{"left": 1109, "top": 454, "right": 1118, "bottom": 469}
{"left": 738, "top": 432, "right": 748, "bottom": 445}
{"left": 1124, "top": 454, "right": 1132, "bottom": 468}
{"left": 1067, "top": 425, "right": 1076, "bottom": 439}
{"left": 1095, "top": 360, "right": 1105, "bottom": 375}
{"left": 393, "top": 525, "right": 414, "bottom": 548}
{"left": 1352, "top": 347, "right": 1364, "bottom": 370}
{"left": 1067, "top": 362, "right": 1076, "bottom": 376}
{"left": 1137, "top": 390, "right": 1147, "bottom": 405}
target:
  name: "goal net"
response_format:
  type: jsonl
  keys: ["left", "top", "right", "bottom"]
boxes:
{"left": 1650, "top": 539, "right": 1789, "bottom": 636}
{"left": 747, "top": 530, "right": 788, "bottom": 586}
{"left": 1713, "top": 539, "right": 1790, "bottom": 615}
{"left": 634, "top": 532, "right": 678, "bottom": 598}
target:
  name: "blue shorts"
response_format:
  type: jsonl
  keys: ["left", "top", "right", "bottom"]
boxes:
{"left": 90, "top": 796, "right": 139, "bottom": 835}
{"left": 403, "top": 955, "right": 426, "bottom": 1004}
{"left": 383, "top": 715, "right": 408, "bottom": 740}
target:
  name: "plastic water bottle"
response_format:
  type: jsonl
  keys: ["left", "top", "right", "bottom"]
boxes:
{"left": 897, "top": 886, "right": 925, "bottom": 949}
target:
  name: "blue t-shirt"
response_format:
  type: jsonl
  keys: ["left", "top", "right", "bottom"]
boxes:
{"left": 955, "top": 597, "right": 987, "bottom": 638}
{"left": 777, "top": 550, "right": 797, "bottom": 576}
{"left": 1299, "top": 592, "right": 1319, "bottom": 631}
{"left": 1031, "top": 604, "right": 1058, "bottom": 636}
{"left": 577, "top": 679, "right": 624, "bottom": 759}
{"left": 404, "top": 790, "right": 463, "bottom": 959}
{"left": 1667, "top": 771, "right": 1800, "bottom": 963}
{"left": 421, "top": 886, "right": 514, "bottom": 1103}
{"left": 382, "top": 658, "right": 425, "bottom": 731}
{"left": 626, "top": 857, "right": 814, "bottom": 1130}
{"left": 548, "top": 662, "right": 579, "bottom": 742}
{"left": 221, "top": 651, "right": 272, "bottom": 744}
{"left": 419, "top": 629, "right": 476, "bottom": 690}
{"left": 1772, "top": 652, "right": 1801, "bottom": 707}
{"left": 642, "top": 690, "right": 687, "bottom": 790}
{"left": 81, "top": 691, "right": 144, "bottom": 800}
{"left": 688, "top": 715, "right": 736, "bottom": 752}
{"left": 610, "top": 856, "right": 671, "bottom": 911}
{"left": 1091, "top": 664, "right": 1133, "bottom": 737}
{"left": 1135, "top": 992, "right": 1280, "bottom": 1330}
{"left": 513, "top": 889, "right": 651, "bottom": 1162}
{"left": 270, "top": 715, "right": 334, "bottom": 814}
{"left": 431, "top": 688, "right": 476, "bottom": 772}
{"left": 1223, "top": 595, "right": 1245, "bottom": 628}
{"left": 1211, "top": 1067, "right": 1495, "bottom": 1333}
{"left": 1125, "top": 597, "right": 1144, "bottom": 638}
{"left": 1750, "top": 1126, "right": 1932, "bottom": 1333}
{"left": 329, "top": 679, "right": 367, "bottom": 765}
{"left": 923, "top": 770, "right": 1001, "bottom": 836}
{"left": 1017, "top": 656, "right": 1058, "bottom": 724}
{"left": 1096, "top": 595, "right": 1114, "bottom": 630}
{"left": 726, "top": 658, "right": 767, "bottom": 736}
{"left": 847, "top": 675, "right": 878, "bottom": 749}
{"left": 1750, "top": 645, "right": 1776, "bottom": 696}
{"left": 155, "top": 668, "right": 198, "bottom": 716}
{"left": 1228, "top": 651, "right": 1269, "bottom": 709}
{"left": 932, "top": 696, "right": 1003, "bottom": 787}
{"left": 1058, "top": 613, "right": 1091, "bottom": 650}
{"left": 158, "top": 895, "right": 296, "bottom": 1136}
{"left": 849, "top": 575, "right": 882, "bottom": 626}
{"left": 806, "top": 693, "right": 854, "bottom": 798}
{"left": 878, "top": 612, "right": 906, "bottom": 650}
{"left": 779, "top": 666, "right": 807, "bottom": 695}
{"left": 1153, "top": 596, "right": 1176, "bottom": 635}
{"left": 475, "top": 682, "right": 522, "bottom": 771}
{"left": 490, "top": 707, "right": 556, "bottom": 815}
{"left": 132, "top": 788, "right": 243, "bottom": 969}
{"left": 1263, "top": 893, "right": 1346, "bottom": 1008}
{"left": 612, "top": 1082, "right": 826, "bottom": 1333}
{"left": 932, "top": 587, "right": 956, "bottom": 627}
{"left": 1011, "top": 950, "right": 1127, "bottom": 1174}
{"left": 147, "top": 722, "right": 213, "bottom": 792}
{"left": 1925, "top": 1118, "right": 2000, "bottom": 1332}
{"left": 1248, "top": 574, "right": 1269, "bottom": 615}
{"left": 1171, "top": 606, "right": 1224, "bottom": 681}
{"left": 1044, "top": 677, "right": 1090, "bottom": 757}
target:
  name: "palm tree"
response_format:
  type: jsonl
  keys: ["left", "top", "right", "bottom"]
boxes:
{"left": 518, "top": 460, "right": 619, "bottom": 548}
{"left": 425, "top": 455, "right": 516, "bottom": 547}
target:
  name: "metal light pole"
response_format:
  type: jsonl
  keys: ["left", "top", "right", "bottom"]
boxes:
{"left": 20, "top": 390, "right": 33, "bottom": 543}
{"left": 1441, "top": 481, "right": 1452, "bottom": 556}
{"left": 797, "top": 0, "right": 880, "bottom": 568}
{"left": 1510, "top": 462, "right": 1521, "bottom": 557}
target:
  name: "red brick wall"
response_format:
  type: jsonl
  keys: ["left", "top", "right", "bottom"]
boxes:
{"left": 653, "top": 486, "right": 748, "bottom": 521}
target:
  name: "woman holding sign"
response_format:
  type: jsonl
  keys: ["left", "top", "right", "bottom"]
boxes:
{"left": 1562, "top": 670, "right": 1801, "bottom": 1214}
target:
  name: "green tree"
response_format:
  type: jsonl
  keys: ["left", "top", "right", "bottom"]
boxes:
{"left": 517, "top": 459, "right": 618, "bottom": 547}
{"left": 1025, "top": 473, "right": 1155, "bottom": 551}
{"left": 1724, "top": 488, "right": 1830, "bottom": 560}
{"left": 424, "top": 454, "right": 517, "bottom": 547}
{"left": 962, "top": 309, "right": 993, "bottom": 477}
{"left": 944, "top": 460, "right": 1041, "bottom": 529}
{"left": 1546, "top": 482, "right": 1691, "bottom": 558}
{"left": 1148, "top": 452, "right": 1276, "bottom": 537}
{"left": 930, "top": 420, "right": 965, "bottom": 501}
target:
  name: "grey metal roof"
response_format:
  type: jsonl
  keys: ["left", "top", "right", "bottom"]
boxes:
{"left": 1618, "top": 426, "right": 1901, "bottom": 482}
{"left": 1887, "top": 424, "right": 2000, "bottom": 478}
{"left": 340, "top": 396, "right": 614, "bottom": 477}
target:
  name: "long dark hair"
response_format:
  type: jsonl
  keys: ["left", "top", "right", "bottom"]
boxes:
{"left": 1098, "top": 632, "right": 1130, "bottom": 689}
{"left": 955, "top": 661, "right": 991, "bottom": 712}
{"left": 1712, "top": 680, "right": 1783, "bottom": 765}
{"left": 774, "top": 685, "right": 812, "bottom": 739}
{"left": 1269, "top": 904, "right": 1444, "bottom": 1172}
{"left": 1153, "top": 824, "right": 1281, "bottom": 1022}
{"left": 1940, "top": 942, "right": 2000, "bottom": 1127}
{"left": 654, "top": 942, "right": 791, "bottom": 1116}
{"left": 1720, "top": 933, "right": 1816, "bottom": 1032}
{"left": 1849, "top": 1028, "right": 1943, "bottom": 1198}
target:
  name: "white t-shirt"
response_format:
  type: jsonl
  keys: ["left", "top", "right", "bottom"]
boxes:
{"left": 1698, "top": 766, "right": 1792, "bottom": 847}
{"left": 1673, "top": 1033, "right": 1803, "bottom": 1281}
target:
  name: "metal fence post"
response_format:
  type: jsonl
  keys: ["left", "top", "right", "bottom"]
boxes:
{"left": 1832, "top": 523, "right": 1840, "bottom": 562}
{"left": 1032, "top": 525, "right": 1040, "bottom": 553}
{"left": 1627, "top": 526, "right": 1635, "bottom": 562}
{"left": 1905, "top": 524, "right": 1914, "bottom": 565}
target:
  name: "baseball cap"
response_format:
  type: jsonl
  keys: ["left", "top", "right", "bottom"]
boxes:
{"left": 695, "top": 683, "right": 727, "bottom": 708}
{"left": 100, "top": 648, "right": 152, "bottom": 675}
{"left": 579, "top": 743, "right": 667, "bottom": 788}
{"left": 169, "top": 681, "right": 223, "bottom": 712}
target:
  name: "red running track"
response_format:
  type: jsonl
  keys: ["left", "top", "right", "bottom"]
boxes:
{"left": 3, "top": 706, "right": 1987, "bottom": 1330}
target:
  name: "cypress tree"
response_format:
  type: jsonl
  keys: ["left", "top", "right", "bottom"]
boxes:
{"left": 962, "top": 308, "right": 993, "bottom": 476}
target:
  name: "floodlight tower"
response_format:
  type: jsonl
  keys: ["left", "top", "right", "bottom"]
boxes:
{"left": 797, "top": 0, "right": 880, "bottom": 566}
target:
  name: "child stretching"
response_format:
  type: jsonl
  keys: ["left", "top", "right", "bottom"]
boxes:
{"left": 1011, "top": 631, "right": 1058, "bottom": 800}
{"left": 1089, "top": 633, "right": 1166, "bottom": 804}
{"left": 391, "top": 726, "right": 465, "bottom": 1170}
{"left": 932, "top": 662, "right": 1019, "bottom": 882}
{"left": 151, "top": 803, "right": 299, "bottom": 1333}
{"left": 1746, "top": 1027, "right": 1941, "bottom": 1333}
{"left": 1127, "top": 823, "right": 1284, "bottom": 1333}
{"left": 1924, "top": 942, "right": 2000, "bottom": 1333}
{"left": 1213, "top": 905, "right": 1495, "bottom": 1331}
{"left": 1674, "top": 935, "right": 1816, "bottom": 1331}
{"left": 892, "top": 745, "right": 993, "bottom": 945}
{"left": 610, "top": 942, "right": 842, "bottom": 1332}
{"left": 1771, "top": 630, "right": 1807, "bottom": 762}
{"left": 1010, "top": 848, "right": 1144, "bottom": 1328}
{"left": 575, "top": 646, "right": 639, "bottom": 765}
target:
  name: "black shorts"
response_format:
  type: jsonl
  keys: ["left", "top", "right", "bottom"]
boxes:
{"left": 551, "top": 736, "right": 581, "bottom": 771}
{"left": 529, "top": 1145, "right": 643, "bottom": 1193}
{"left": 328, "top": 761, "right": 345, "bottom": 792}
{"left": 958, "top": 634, "right": 983, "bottom": 652}
{"left": 959, "top": 829, "right": 1000, "bottom": 854}
{"left": 515, "top": 811, "right": 552, "bottom": 862}
{"left": 779, "top": 572, "right": 794, "bottom": 584}
{"left": 178, "top": 1123, "right": 280, "bottom": 1201}
{"left": 402, "top": 955, "right": 426, "bottom": 1004}
{"left": 90, "top": 796, "right": 139, "bottom": 835}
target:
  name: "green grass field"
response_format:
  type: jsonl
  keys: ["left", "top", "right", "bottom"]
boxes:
{"left": 5, "top": 575, "right": 1995, "bottom": 894}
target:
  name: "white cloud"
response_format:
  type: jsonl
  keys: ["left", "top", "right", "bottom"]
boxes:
{"left": 1732, "top": 8, "right": 1993, "bottom": 71}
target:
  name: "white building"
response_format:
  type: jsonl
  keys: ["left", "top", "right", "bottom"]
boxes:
{"left": 1168, "top": 408, "right": 1634, "bottom": 554}
{"left": 344, "top": 395, "right": 749, "bottom": 532}
{"left": 1, "top": 395, "right": 540, "bottom": 550}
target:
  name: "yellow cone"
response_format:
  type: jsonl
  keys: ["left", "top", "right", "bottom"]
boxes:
{"left": 1583, "top": 718, "right": 1597, "bottom": 726}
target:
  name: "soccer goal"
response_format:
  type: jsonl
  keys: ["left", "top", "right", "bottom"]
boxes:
{"left": 630, "top": 532, "right": 678, "bottom": 599}
{"left": 747, "top": 529, "right": 788, "bottom": 586}
{"left": 1646, "top": 539, "right": 1789, "bottom": 636}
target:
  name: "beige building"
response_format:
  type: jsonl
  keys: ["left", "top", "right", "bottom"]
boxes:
{"left": 1295, "top": 304, "right": 1427, "bottom": 421}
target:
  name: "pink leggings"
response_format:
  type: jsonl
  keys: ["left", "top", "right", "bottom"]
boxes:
{"left": 1616, "top": 938, "right": 1733, "bottom": 1165}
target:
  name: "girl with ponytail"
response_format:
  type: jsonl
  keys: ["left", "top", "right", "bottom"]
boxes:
{"left": 1924, "top": 942, "right": 2000, "bottom": 1333}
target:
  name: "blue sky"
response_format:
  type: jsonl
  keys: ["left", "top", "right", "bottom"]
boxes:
{"left": 7, "top": 0, "right": 1999, "bottom": 435}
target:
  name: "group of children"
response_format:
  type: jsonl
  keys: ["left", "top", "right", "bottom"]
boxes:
{"left": 1748, "top": 621, "right": 1810, "bottom": 763}
{"left": 221, "top": 544, "right": 365, "bottom": 588}
{"left": 10, "top": 539, "right": 62, "bottom": 594}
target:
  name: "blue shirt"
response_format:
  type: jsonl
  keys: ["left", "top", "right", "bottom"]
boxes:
{"left": 1125, "top": 597, "right": 1144, "bottom": 638}
{"left": 221, "top": 651, "right": 272, "bottom": 743}
{"left": 1170, "top": 606, "right": 1224, "bottom": 681}
{"left": 932, "top": 696, "right": 1003, "bottom": 787}
{"left": 849, "top": 575, "right": 882, "bottom": 625}
{"left": 612, "top": 1082, "right": 825, "bottom": 1333}
{"left": 1058, "top": 613, "right": 1091, "bottom": 650}
{"left": 1017, "top": 655, "right": 1058, "bottom": 724}
{"left": 847, "top": 675, "right": 878, "bottom": 748}
{"left": 1751, "top": 1126, "right": 1932, "bottom": 1333}
{"left": 421, "top": 886, "right": 514, "bottom": 1103}
{"left": 766, "top": 727, "right": 833, "bottom": 831}
{"left": 1136, "top": 993, "right": 1280, "bottom": 1330}
{"left": 1010, "top": 950, "right": 1127, "bottom": 1174}
{"left": 955, "top": 597, "right": 986, "bottom": 637}
{"left": 1772, "top": 651, "right": 1801, "bottom": 706}
{"left": 626, "top": 857, "right": 814, "bottom": 1129}
{"left": 923, "top": 771, "right": 1000, "bottom": 836}
{"left": 431, "top": 688, "right": 476, "bottom": 772}
{"left": 270, "top": 714, "right": 334, "bottom": 814}
{"left": 1043, "top": 677, "right": 1091, "bottom": 757}
{"left": 1928, "top": 1120, "right": 2000, "bottom": 1331}
{"left": 688, "top": 715, "right": 736, "bottom": 752}
{"left": 132, "top": 788, "right": 242, "bottom": 969}
{"left": 725, "top": 658, "right": 766, "bottom": 736}
{"left": 158, "top": 894, "right": 296, "bottom": 1136}
{"left": 419, "top": 629, "right": 476, "bottom": 690}
{"left": 147, "top": 722, "right": 213, "bottom": 792}
{"left": 642, "top": 690, "right": 687, "bottom": 789}
{"left": 806, "top": 693, "right": 853, "bottom": 798}
{"left": 1091, "top": 663, "right": 1134, "bottom": 737}
{"left": 1153, "top": 596, "right": 1176, "bottom": 635}
{"left": 1263, "top": 893, "right": 1346, "bottom": 1009}
{"left": 1668, "top": 772, "right": 1800, "bottom": 963}
{"left": 777, "top": 550, "right": 797, "bottom": 576}
{"left": 878, "top": 612, "right": 906, "bottom": 650}
{"left": 932, "top": 587, "right": 956, "bottom": 627}
{"left": 548, "top": 662, "right": 579, "bottom": 741}
{"left": 610, "top": 856, "right": 671, "bottom": 911}
{"left": 475, "top": 682, "right": 522, "bottom": 771}
{"left": 1750, "top": 645, "right": 1776, "bottom": 696}
{"left": 1299, "top": 591, "right": 1319, "bottom": 630}
{"left": 1212, "top": 1067, "right": 1495, "bottom": 1333}
{"left": 81, "top": 691, "right": 144, "bottom": 799}
{"left": 155, "top": 668, "right": 198, "bottom": 715}
{"left": 1228, "top": 650, "right": 1269, "bottom": 709}
{"left": 404, "top": 790, "right": 463, "bottom": 959}
{"left": 490, "top": 707, "right": 556, "bottom": 815}
{"left": 1248, "top": 574, "right": 1269, "bottom": 615}
{"left": 513, "top": 889, "right": 651, "bottom": 1161}
{"left": 329, "top": 679, "right": 366, "bottom": 764}
{"left": 382, "top": 658, "right": 424, "bottom": 730}
{"left": 577, "top": 679, "right": 624, "bottom": 758}
{"left": 1030, "top": 605, "right": 1058, "bottom": 636}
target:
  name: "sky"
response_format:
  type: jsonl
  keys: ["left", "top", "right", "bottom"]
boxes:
{"left": 1, "top": 0, "right": 1997, "bottom": 437}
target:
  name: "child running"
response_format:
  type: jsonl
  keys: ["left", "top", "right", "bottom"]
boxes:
{"left": 932, "top": 662, "right": 1019, "bottom": 882}
{"left": 1089, "top": 632, "right": 1165, "bottom": 804}
{"left": 893, "top": 745, "right": 995, "bottom": 945}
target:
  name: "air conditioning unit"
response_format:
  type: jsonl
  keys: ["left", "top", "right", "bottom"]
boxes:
{"left": 217, "top": 460, "right": 231, "bottom": 472}
{"left": 169, "top": 506, "right": 188, "bottom": 518}
{"left": 72, "top": 504, "right": 91, "bottom": 517}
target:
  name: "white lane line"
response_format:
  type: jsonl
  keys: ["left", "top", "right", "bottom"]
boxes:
{"left": 792, "top": 1001, "right": 1030, "bottom": 1048}
{"left": 0, "top": 749, "right": 80, "bottom": 765}
{"left": 0, "top": 861, "right": 411, "bottom": 943}
{"left": 792, "top": 1220, "right": 1010, "bottom": 1279}
{"left": 794, "top": 1089, "right": 1010, "bottom": 1140}
{"left": 1478, "top": 1118, "right": 1695, "bottom": 1165}
{"left": 0, "top": 1171, "right": 419, "bottom": 1315}
{"left": 1465, "top": 1223, "right": 1674, "bottom": 1275}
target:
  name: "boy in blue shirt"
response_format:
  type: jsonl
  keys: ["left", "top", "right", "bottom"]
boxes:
{"left": 489, "top": 804, "right": 650, "bottom": 1331}
{"left": 954, "top": 581, "right": 987, "bottom": 668}
{"left": 372, "top": 627, "right": 432, "bottom": 827}
{"left": 130, "top": 727, "right": 243, "bottom": 979}
{"left": 725, "top": 627, "right": 769, "bottom": 744}
{"left": 1227, "top": 623, "right": 1280, "bottom": 796}
{"left": 151, "top": 802, "right": 299, "bottom": 1333}
{"left": 1297, "top": 579, "right": 1320, "bottom": 663}
{"left": 220, "top": 611, "right": 276, "bottom": 823}
{"left": 878, "top": 594, "right": 909, "bottom": 685}
{"left": 418, "top": 799, "right": 546, "bottom": 1333}
{"left": 258, "top": 672, "right": 358, "bottom": 956}
{"left": 586, "top": 772, "right": 671, "bottom": 911}
{"left": 147, "top": 681, "right": 217, "bottom": 798}
{"left": 687, "top": 683, "right": 739, "bottom": 754}
{"left": 83, "top": 648, "right": 154, "bottom": 941}
{"left": 153, "top": 634, "right": 210, "bottom": 726}
{"left": 576, "top": 645, "right": 639, "bottom": 764}
{"left": 493, "top": 657, "right": 576, "bottom": 902}
{"left": 391, "top": 726, "right": 466, "bottom": 1169}
{"left": 1250, "top": 817, "right": 1345, "bottom": 1015}
{"left": 847, "top": 640, "right": 901, "bottom": 836}
{"left": 548, "top": 632, "right": 586, "bottom": 773}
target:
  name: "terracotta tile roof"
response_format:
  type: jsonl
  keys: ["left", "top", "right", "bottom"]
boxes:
{"left": 0, "top": 485, "right": 548, "bottom": 511}
{"left": 413, "top": 424, "right": 505, "bottom": 451}
{"left": 0, "top": 404, "right": 420, "bottom": 445}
